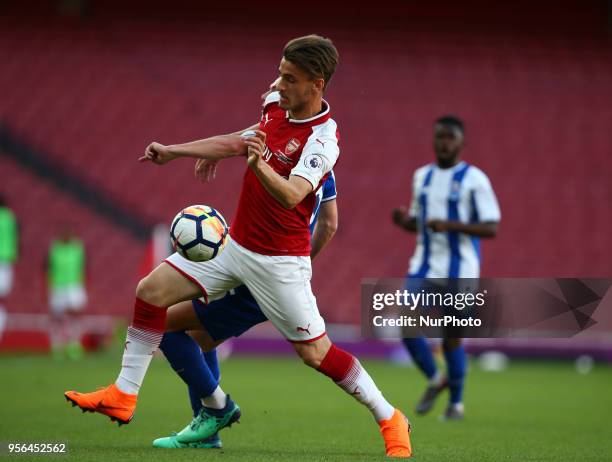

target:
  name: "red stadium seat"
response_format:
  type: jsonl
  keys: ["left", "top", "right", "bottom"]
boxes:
{"left": 1, "top": 12, "right": 610, "bottom": 323}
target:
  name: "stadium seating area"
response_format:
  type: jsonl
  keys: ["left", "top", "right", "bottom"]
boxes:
{"left": 1, "top": 1, "right": 611, "bottom": 323}
{"left": 0, "top": 155, "right": 141, "bottom": 315}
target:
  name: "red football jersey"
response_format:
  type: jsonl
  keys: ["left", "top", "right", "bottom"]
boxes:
{"left": 230, "top": 92, "right": 340, "bottom": 256}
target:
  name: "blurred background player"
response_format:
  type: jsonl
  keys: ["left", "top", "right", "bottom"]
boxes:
{"left": 392, "top": 116, "right": 500, "bottom": 420}
{"left": 0, "top": 194, "right": 18, "bottom": 341}
{"left": 0, "top": 194, "right": 18, "bottom": 300}
{"left": 155, "top": 170, "right": 337, "bottom": 449}
{"left": 47, "top": 226, "right": 88, "bottom": 360}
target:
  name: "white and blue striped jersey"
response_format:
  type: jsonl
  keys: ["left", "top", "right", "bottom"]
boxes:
{"left": 309, "top": 170, "right": 337, "bottom": 234}
{"left": 408, "top": 162, "right": 500, "bottom": 278}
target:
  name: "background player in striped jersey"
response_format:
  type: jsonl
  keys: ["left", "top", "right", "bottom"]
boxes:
{"left": 155, "top": 171, "right": 338, "bottom": 449}
{"left": 392, "top": 115, "right": 500, "bottom": 420}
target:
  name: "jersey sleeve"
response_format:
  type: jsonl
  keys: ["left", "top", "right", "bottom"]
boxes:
{"left": 263, "top": 91, "right": 281, "bottom": 109}
{"left": 321, "top": 171, "right": 337, "bottom": 202}
{"left": 470, "top": 169, "right": 501, "bottom": 222}
{"left": 408, "top": 169, "right": 422, "bottom": 218}
{"left": 290, "top": 121, "right": 340, "bottom": 190}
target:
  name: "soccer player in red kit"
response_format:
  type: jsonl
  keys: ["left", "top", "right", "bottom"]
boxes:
{"left": 65, "top": 35, "right": 412, "bottom": 458}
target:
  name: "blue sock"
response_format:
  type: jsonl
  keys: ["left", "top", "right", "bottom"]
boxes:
{"left": 186, "top": 350, "right": 220, "bottom": 417}
{"left": 443, "top": 344, "right": 466, "bottom": 404}
{"left": 204, "top": 349, "right": 220, "bottom": 381}
{"left": 160, "top": 332, "right": 219, "bottom": 416}
{"left": 402, "top": 337, "right": 437, "bottom": 380}
{"left": 188, "top": 377, "right": 203, "bottom": 416}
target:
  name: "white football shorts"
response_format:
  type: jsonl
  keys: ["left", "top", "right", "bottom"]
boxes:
{"left": 0, "top": 263, "right": 14, "bottom": 297}
{"left": 164, "top": 237, "right": 326, "bottom": 342}
{"left": 50, "top": 285, "right": 87, "bottom": 314}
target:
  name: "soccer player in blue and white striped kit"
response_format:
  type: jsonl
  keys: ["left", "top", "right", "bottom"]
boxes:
{"left": 392, "top": 116, "right": 500, "bottom": 420}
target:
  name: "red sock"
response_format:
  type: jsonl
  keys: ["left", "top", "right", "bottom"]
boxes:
{"left": 317, "top": 343, "right": 395, "bottom": 421}
{"left": 317, "top": 344, "right": 356, "bottom": 382}
{"left": 115, "top": 298, "right": 166, "bottom": 394}
{"left": 132, "top": 297, "right": 166, "bottom": 332}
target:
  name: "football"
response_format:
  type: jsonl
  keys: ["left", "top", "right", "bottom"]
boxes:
{"left": 170, "top": 205, "right": 229, "bottom": 262}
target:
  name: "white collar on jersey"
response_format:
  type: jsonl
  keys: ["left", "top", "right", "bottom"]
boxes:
{"left": 434, "top": 160, "right": 467, "bottom": 171}
{"left": 287, "top": 99, "right": 330, "bottom": 124}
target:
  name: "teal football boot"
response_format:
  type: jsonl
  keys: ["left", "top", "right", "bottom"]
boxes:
{"left": 175, "top": 395, "right": 241, "bottom": 443}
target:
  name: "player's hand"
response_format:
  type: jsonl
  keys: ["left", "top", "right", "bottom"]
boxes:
{"left": 245, "top": 130, "right": 267, "bottom": 169}
{"left": 195, "top": 158, "right": 219, "bottom": 183}
{"left": 139, "top": 142, "right": 177, "bottom": 165}
{"left": 392, "top": 206, "right": 409, "bottom": 226}
{"left": 427, "top": 219, "right": 451, "bottom": 232}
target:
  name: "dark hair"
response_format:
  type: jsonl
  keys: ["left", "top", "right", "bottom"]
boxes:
{"left": 435, "top": 115, "right": 465, "bottom": 134}
{"left": 283, "top": 35, "right": 339, "bottom": 89}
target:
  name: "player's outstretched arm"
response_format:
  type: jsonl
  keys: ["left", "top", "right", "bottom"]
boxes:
{"left": 245, "top": 131, "right": 313, "bottom": 209}
{"left": 139, "top": 134, "right": 250, "bottom": 165}
{"left": 194, "top": 125, "right": 262, "bottom": 182}
{"left": 427, "top": 219, "right": 498, "bottom": 237}
{"left": 311, "top": 199, "right": 338, "bottom": 260}
{"left": 392, "top": 206, "right": 418, "bottom": 232}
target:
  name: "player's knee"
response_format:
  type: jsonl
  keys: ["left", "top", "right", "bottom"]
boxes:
{"left": 189, "top": 330, "right": 218, "bottom": 352}
{"left": 136, "top": 275, "right": 166, "bottom": 306}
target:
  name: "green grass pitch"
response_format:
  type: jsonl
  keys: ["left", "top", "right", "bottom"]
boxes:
{"left": 1, "top": 350, "right": 610, "bottom": 461}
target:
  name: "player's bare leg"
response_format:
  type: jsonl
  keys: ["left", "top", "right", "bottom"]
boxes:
{"left": 64, "top": 263, "right": 202, "bottom": 425}
{"left": 188, "top": 328, "right": 223, "bottom": 351}
{"left": 293, "top": 335, "right": 412, "bottom": 458}
{"left": 165, "top": 299, "right": 206, "bottom": 332}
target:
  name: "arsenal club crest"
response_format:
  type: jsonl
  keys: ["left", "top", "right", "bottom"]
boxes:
{"left": 285, "top": 138, "right": 301, "bottom": 155}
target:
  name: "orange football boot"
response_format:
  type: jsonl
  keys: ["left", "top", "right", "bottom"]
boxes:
{"left": 64, "top": 384, "right": 137, "bottom": 426}
{"left": 379, "top": 409, "right": 412, "bottom": 458}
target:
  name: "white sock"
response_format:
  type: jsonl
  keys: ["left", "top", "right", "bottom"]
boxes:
{"left": 429, "top": 370, "right": 444, "bottom": 387}
{"left": 202, "top": 385, "right": 227, "bottom": 409}
{"left": 336, "top": 359, "right": 395, "bottom": 422}
{"left": 450, "top": 402, "right": 464, "bottom": 411}
{"left": 115, "top": 326, "right": 162, "bottom": 395}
